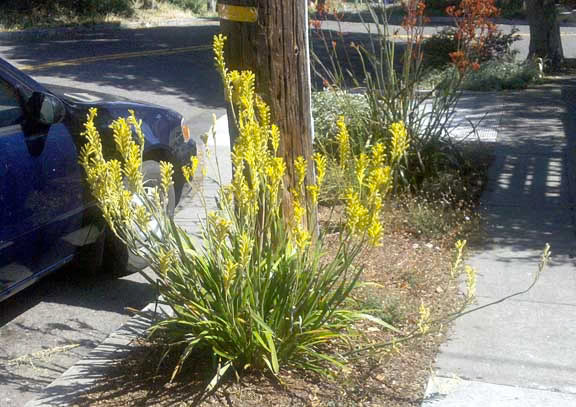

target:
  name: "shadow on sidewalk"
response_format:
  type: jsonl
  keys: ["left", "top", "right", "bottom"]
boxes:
{"left": 468, "top": 83, "right": 576, "bottom": 267}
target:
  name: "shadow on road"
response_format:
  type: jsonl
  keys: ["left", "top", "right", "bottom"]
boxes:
{"left": 0, "top": 24, "right": 225, "bottom": 126}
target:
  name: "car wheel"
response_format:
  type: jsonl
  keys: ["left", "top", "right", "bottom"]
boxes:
{"left": 101, "top": 160, "right": 176, "bottom": 275}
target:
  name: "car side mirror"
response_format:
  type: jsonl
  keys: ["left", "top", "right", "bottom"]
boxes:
{"left": 25, "top": 91, "right": 66, "bottom": 125}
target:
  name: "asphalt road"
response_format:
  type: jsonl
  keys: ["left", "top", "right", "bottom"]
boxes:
{"left": 1, "top": 17, "right": 576, "bottom": 407}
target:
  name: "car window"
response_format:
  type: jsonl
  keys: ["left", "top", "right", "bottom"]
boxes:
{"left": 0, "top": 78, "right": 22, "bottom": 127}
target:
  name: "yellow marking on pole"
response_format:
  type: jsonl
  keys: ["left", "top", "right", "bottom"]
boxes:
{"left": 218, "top": 4, "right": 258, "bottom": 23}
{"left": 19, "top": 44, "right": 212, "bottom": 72}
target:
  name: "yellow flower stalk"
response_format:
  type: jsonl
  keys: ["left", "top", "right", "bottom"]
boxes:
{"left": 294, "top": 156, "right": 307, "bottom": 187}
{"left": 417, "top": 302, "right": 431, "bottom": 334}
{"left": 238, "top": 232, "right": 252, "bottom": 267}
{"left": 224, "top": 259, "right": 239, "bottom": 290}
{"left": 367, "top": 218, "right": 383, "bottom": 246}
{"left": 160, "top": 161, "right": 174, "bottom": 199}
{"left": 157, "top": 248, "right": 176, "bottom": 275}
{"left": 313, "top": 153, "right": 327, "bottom": 188}
{"left": 336, "top": 116, "right": 350, "bottom": 169}
{"left": 390, "top": 121, "right": 409, "bottom": 163}
{"left": 293, "top": 225, "right": 311, "bottom": 252}
{"left": 371, "top": 143, "right": 386, "bottom": 167}
{"left": 465, "top": 265, "right": 477, "bottom": 301}
{"left": 306, "top": 184, "right": 320, "bottom": 204}
{"left": 355, "top": 153, "right": 369, "bottom": 188}
{"left": 182, "top": 156, "right": 199, "bottom": 184}
{"left": 270, "top": 125, "right": 280, "bottom": 154}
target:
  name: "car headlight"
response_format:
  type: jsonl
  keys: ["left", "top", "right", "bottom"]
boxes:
{"left": 181, "top": 118, "right": 191, "bottom": 143}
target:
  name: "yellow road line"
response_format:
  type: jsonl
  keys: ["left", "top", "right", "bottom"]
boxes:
{"left": 19, "top": 44, "right": 211, "bottom": 72}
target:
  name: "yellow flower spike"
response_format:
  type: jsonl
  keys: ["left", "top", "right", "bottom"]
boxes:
{"left": 255, "top": 96, "right": 270, "bottom": 129}
{"left": 239, "top": 232, "right": 252, "bottom": 267}
{"left": 208, "top": 211, "right": 232, "bottom": 241}
{"left": 123, "top": 144, "right": 144, "bottom": 193}
{"left": 344, "top": 189, "right": 368, "bottom": 234}
{"left": 313, "top": 153, "right": 327, "bottom": 187}
{"left": 294, "top": 156, "right": 307, "bottom": 187}
{"left": 417, "top": 301, "right": 431, "bottom": 335}
{"left": 292, "top": 195, "right": 306, "bottom": 225}
{"left": 128, "top": 110, "right": 145, "bottom": 150}
{"left": 160, "top": 161, "right": 174, "bottom": 199}
{"left": 465, "top": 265, "right": 477, "bottom": 301}
{"left": 182, "top": 156, "right": 199, "bottom": 183}
{"left": 306, "top": 184, "right": 320, "bottom": 204}
{"left": 336, "top": 116, "right": 350, "bottom": 169}
{"left": 367, "top": 166, "right": 392, "bottom": 195}
{"left": 110, "top": 117, "right": 128, "bottom": 155}
{"left": 156, "top": 248, "right": 175, "bottom": 275}
{"left": 119, "top": 189, "right": 134, "bottom": 223}
{"left": 224, "top": 259, "right": 239, "bottom": 291}
{"left": 270, "top": 125, "right": 280, "bottom": 154}
{"left": 371, "top": 143, "right": 386, "bottom": 167}
{"left": 452, "top": 240, "right": 467, "bottom": 278}
{"left": 367, "top": 218, "right": 383, "bottom": 247}
{"left": 134, "top": 205, "right": 151, "bottom": 233}
{"left": 294, "top": 226, "right": 311, "bottom": 252}
{"left": 213, "top": 34, "right": 229, "bottom": 91}
{"left": 355, "top": 153, "right": 369, "bottom": 187}
{"left": 108, "top": 159, "right": 124, "bottom": 193}
{"left": 182, "top": 166, "right": 192, "bottom": 184}
{"left": 390, "top": 121, "right": 409, "bottom": 163}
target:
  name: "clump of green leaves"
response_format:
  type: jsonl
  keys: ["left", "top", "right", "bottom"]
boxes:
{"left": 426, "top": 60, "right": 541, "bottom": 91}
{"left": 312, "top": 90, "right": 371, "bottom": 155}
{"left": 80, "top": 34, "right": 408, "bottom": 389}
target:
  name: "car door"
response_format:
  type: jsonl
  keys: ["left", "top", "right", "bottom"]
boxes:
{"left": 0, "top": 76, "right": 85, "bottom": 298}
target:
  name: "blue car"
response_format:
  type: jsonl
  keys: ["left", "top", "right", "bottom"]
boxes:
{"left": 0, "top": 57, "right": 196, "bottom": 302}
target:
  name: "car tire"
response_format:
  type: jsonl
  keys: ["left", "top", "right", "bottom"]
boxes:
{"left": 101, "top": 160, "right": 176, "bottom": 276}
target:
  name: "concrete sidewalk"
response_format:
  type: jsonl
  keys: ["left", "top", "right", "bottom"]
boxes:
{"left": 423, "top": 81, "right": 576, "bottom": 405}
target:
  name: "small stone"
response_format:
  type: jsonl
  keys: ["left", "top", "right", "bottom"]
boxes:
{"left": 436, "top": 286, "right": 444, "bottom": 293}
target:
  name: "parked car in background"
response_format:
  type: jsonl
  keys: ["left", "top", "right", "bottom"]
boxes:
{"left": 0, "top": 57, "right": 196, "bottom": 302}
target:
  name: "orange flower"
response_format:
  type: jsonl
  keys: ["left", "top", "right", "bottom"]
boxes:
{"left": 310, "top": 19, "right": 321, "bottom": 30}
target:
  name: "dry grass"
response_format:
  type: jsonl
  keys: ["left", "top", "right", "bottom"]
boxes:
{"left": 0, "top": 2, "right": 214, "bottom": 31}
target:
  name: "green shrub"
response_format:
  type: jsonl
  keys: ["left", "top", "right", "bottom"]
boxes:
{"left": 79, "top": 34, "right": 406, "bottom": 387}
{"left": 312, "top": 90, "right": 371, "bottom": 155}
{"left": 427, "top": 60, "right": 541, "bottom": 91}
{"left": 165, "top": 0, "right": 206, "bottom": 13}
{"left": 422, "top": 27, "right": 521, "bottom": 70}
{"left": 422, "top": 29, "right": 459, "bottom": 70}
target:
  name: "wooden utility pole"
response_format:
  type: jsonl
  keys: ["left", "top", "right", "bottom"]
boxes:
{"left": 219, "top": 0, "right": 316, "bottom": 228}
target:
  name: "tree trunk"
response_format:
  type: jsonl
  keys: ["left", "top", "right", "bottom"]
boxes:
{"left": 220, "top": 0, "right": 316, "bottom": 229}
{"left": 207, "top": 0, "right": 217, "bottom": 12}
{"left": 526, "top": 0, "right": 564, "bottom": 71}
